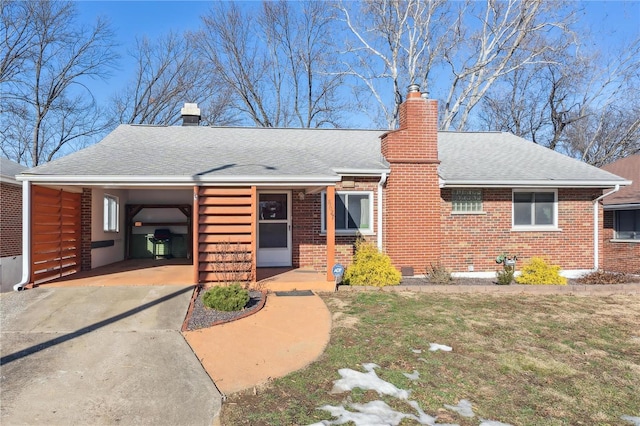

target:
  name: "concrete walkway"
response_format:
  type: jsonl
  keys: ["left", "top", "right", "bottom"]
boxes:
{"left": 0, "top": 286, "right": 221, "bottom": 426}
{"left": 183, "top": 292, "right": 332, "bottom": 396}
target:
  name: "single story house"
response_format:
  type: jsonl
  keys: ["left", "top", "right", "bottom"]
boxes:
{"left": 14, "top": 85, "right": 630, "bottom": 290}
{"left": 600, "top": 155, "right": 640, "bottom": 273}
{"left": 1, "top": 157, "right": 27, "bottom": 291}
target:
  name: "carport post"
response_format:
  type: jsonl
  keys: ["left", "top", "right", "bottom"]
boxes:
{"left": 326, "top": 185, "right": 335, "bottom": 282}
{"left": 193, "top": 186, "right": 199, "bottom": 285}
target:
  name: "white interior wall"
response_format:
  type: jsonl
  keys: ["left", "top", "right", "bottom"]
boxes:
{"left": 91, "top": 187, "right": 128, "bottom": 268}
{"left": 0, "top": 255, "right": 22, "bottom": 292}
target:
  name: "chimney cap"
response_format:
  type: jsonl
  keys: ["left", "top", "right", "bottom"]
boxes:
{"left": 407, "top": 83, "right": 420, "bottom": 93}
{"left": 181, "top": 103, "right": 201, "bottom": 126}
{"left": 181, "top": 103, "right": 200, "bottom": 116}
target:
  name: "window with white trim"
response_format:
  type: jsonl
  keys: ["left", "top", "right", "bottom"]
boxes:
{"left": 614, "top": 209, "right": 640, "bottom": 240}
{"left": 513, "top": 190, "right": 557, "bottom": 228}
{"left": 322, "top": 191, "right": 373, "bottom": 233}
{"left": 103, "top": 194, "right": 119, "bottom": 232}
{"left": 452, "top": 189, "right": 483, "bottom": 213}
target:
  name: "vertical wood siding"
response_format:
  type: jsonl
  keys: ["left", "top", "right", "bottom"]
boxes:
{"left": 31, "top": 186, "right": 81, "bottom": 284}
{"left": 197, "top": 187, "right": 256, "bottom": 283}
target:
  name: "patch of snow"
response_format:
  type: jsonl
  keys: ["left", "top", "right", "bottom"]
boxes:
{"left": 313, "top": 400, "right": 439, "bottom": 426}
{"left": 479, "top": 420, "right": 513, "bottom": 426}
{"left": 622, "top": 415, "right": 640, "bottom": 426}
{"left": 444, "top": 399, "right": 475, "bottom": 418}
{"left": 429, "top": 343, "right": 453, "bottom": 352}
{"left": 412, "top": 348, "right": 423, "bottom": 354}
{"left": 403, "top": 370, "right": 420, "bottom": 381}
{"left": 417, "top": 357, "right": 428, "bottom": 362}
{"left": 330, "top": 363, "right": 410, "bottom": 400}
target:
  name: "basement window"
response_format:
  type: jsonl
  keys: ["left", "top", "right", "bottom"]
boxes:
{"left": 321, "top": 191, "right": 373, "bottom": 234}
{"left": 452, "top": 189, "right": 483, "bottom": 213}
{"left": 103, "top": 194, "right": 119, "bottom": 232}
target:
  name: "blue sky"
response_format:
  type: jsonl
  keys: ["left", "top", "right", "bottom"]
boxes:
{"left": 75, "top": 0, "right": 640, "bottom": 112}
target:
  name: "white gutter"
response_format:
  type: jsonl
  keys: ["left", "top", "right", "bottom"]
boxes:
{"left": 442, "top": 179, "right": 632, "bottom": 188}
{"left": 377, "top": 172, "right": 387, "bottom": 250}
{"left": 13, "top": 180, "right": 31, "bottom": 291}
{"left": 592, "top": 185, "right": 620, "bottom": 271}
{"left": 16, "top": 174, "right": 342, "bottom": 185}
{"left": 333, "top": 168, "right": 391, "bottom": 176}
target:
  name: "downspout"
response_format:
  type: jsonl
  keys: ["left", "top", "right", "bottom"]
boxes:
{"left": 592, "top": 184, "right": 620, "bottom": 271}
{"left": 377, "top": 172, "right": 387, "bottom": 251}
{"left": 13, "top": 180, "right": 31, "bottom": 291}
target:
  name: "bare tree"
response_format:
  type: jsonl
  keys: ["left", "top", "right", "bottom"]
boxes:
{"left": 111, "top": 31, "right": 233, "bottom": 126}
{"left": 480, "top": 35, "right": 640, "bottom": 165}
{"left": 340, "top": 0, "right": 454, "bottom": 128}
{"left": 195, "top": 0, "right": 346, "bottom": 128}
{"left": 0, "top": 0, "right": 118, "bottom": 166}
{"left": 341, "top": 0, "right": 574, "bottom": 130}
{"left": 0, "top": 1, "right": 35, "bottom": 84}
{"left": 440, "top": 0, "right": 573, "bottom": 130}
{"left": 564, "top": 103, "right": 640, "bottom": 167}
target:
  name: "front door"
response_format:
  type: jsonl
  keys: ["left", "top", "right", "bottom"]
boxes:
{"left": 257, "top": 191, "right": 292, "bottom": 267}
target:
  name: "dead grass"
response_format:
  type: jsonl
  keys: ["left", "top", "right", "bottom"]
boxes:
{"left": 221, "top": 293, "right": 640, "bottom": 425}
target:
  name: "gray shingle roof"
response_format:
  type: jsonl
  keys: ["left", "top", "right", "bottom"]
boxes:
{"left": 23, "top": 125, "right": 388, "bottom": 182}
{"left": 437, "top": 132, "right": 626, "bottom": 186}
{"left": 1, "top": 157, "right": 27, "bottom": 183}
{"left": 20, "top": 125, "right": 627, "bottom": 187}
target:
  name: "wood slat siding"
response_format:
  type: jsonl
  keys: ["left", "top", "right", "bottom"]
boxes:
{"left": 31, "top": 186, "right": 81, "bottom": 284}
{"left": 197, "top": 186, "right": 256, "bottom": 283}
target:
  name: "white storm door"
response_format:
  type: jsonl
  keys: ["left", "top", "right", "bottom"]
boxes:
{"left": 256, "top": 191, "right": 292, "bottom": 267}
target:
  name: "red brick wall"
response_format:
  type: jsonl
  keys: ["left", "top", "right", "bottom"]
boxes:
{"left": 292, "top": 179, "right": 378, "bottom": 271}
{"left": 80, "top": 188, "right": 92, "bottom": 271}
{"left": 382, "top": 163, "right": 442, "bottom": 274}
{"left": 440, "top": 188, "right": 602, "bottom": 273}
{"left": 381, "top": 91, "right": 442, "bottom": 274}
{"left": 602, "top": 210, "right": 640, "bottom": 273}
{"left": 0, "top": 183, "right": 22, "bottom": 257}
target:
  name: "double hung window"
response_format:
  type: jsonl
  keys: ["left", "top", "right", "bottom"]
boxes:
{"left": 322, "top": 191, "right": 373, "bottom": 233}
{"left": 513, "top": 191, "right": 556, "bottom": 228}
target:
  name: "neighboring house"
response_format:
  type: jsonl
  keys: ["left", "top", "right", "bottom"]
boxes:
{"left": 1, "top": 157, "right": 27, "bottom": 291}
{"left": 600, "top": 155, "right": 640, "bottom": 274}
{"left": 15, "top": 89, "right": 630, "bottom": 288}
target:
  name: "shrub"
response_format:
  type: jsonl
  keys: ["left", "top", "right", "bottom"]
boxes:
{"left": 515, "top": 257, "right": 567, "bottom": 285}
{"left": 576, "top": 270, "right": 634, "bottom": 285}
{"left": 426, "top": 263, "right": 453, "bottom": 284}
{"left": 496, "top": 265, "right": 515, "bottom": 285}
{"left": 343, "top": 240, "right": 401, "bottom": 287}
{"left": 202, "top": 283, "right": 250, "bottom": 311}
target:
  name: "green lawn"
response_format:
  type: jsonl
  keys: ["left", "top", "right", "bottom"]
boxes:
{"left": 221, "top": 292, "right": 640, "bottom": 425}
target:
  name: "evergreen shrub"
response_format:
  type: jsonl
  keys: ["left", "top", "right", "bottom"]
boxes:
{"left": 343, "top": 240, "right": 401, "bottom": 287}
{"left": 203, "top": 283, "right": 250, "bottom": 311}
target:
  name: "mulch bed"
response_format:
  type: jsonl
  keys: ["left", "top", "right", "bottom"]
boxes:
{"left": 401, "top": 277, "right": 639, "bottom": 286}
{"left": 184, "top": 289, "right": 265, "bottom": 331}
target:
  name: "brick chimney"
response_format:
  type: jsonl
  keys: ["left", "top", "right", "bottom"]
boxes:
{"left": 181, "top": 103, "right": 201, "bottom": 126}
{"left": 381, "top": 84, "right": 442, "bottom": 275}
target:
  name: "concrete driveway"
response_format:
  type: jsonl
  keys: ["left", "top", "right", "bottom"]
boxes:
{"left": 0, "top": 286, "right": 222, "bottom": 425}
